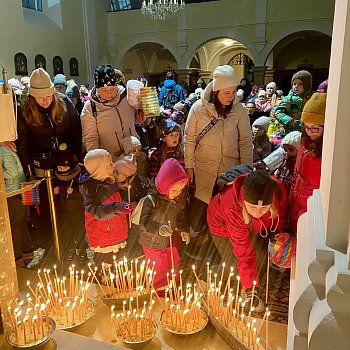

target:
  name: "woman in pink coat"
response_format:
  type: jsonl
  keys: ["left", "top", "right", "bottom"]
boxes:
{"left": 207, "top": 170, "right": 288, "bottom": 311}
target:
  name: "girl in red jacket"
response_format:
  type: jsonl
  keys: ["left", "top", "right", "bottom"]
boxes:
{"left": 207, "top": 170, "right": 288, "bottom": 311}
{"left": 80, "top": 149, "right": 132, "bottom": 267}
{"left": 289, "top": 92, "right": 327, "bottom": 233}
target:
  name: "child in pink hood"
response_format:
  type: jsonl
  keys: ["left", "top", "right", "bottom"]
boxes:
{"left": 138, "top": 158, "right": 190, "bottom": 292}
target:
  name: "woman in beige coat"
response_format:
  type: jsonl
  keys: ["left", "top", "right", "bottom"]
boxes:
{"left": 184, "top": 65, "right": 253, "bottom": 235}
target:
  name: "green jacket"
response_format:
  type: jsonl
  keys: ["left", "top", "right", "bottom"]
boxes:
{"left": 275, "top": 90, "right": 312, "bottom": 134}
{"left": 0, "top": 146, "right": 26, "bottom": 194}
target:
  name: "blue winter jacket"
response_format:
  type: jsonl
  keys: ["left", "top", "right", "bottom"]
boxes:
{"left": 158, "top": 79, "right": 184, "bottom": 106}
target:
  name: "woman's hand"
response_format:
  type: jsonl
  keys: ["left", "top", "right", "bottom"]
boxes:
{"left": 186, "top": 168, "right": 194, "bottom": 183}
{"left": 0, "top": 141, "right": 16, "bottom": 151}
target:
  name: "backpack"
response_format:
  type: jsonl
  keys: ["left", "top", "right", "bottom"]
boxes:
{"left": 162, "top": 86, "right": 179, "bottom": 109}
{"left": 130, "top": 194, "right": 155, "bottom": 226}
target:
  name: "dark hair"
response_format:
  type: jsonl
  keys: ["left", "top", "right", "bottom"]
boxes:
{"left": 301, "top": 127, "right": 324, "bottom": 159}
{"left": 166, "top": 71, "right": 174, "bottom": 80}
{"left": 210, "top": 91, "right": 232, "bottom": 118}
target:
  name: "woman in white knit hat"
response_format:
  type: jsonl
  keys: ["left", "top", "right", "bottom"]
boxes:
{"left": 184, "top": 64, "right": 253, "bottom": 237}
{"left": 16, "top": 68, "right": 83, "bottom": 253}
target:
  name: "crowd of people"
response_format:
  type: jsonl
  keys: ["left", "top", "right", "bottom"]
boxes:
{"left": 0, "top": 63, "right": 327, "bottom": 311}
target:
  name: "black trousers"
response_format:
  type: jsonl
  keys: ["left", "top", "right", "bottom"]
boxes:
{"left": 7, "top": 195, "right": 33, "bottom": 259}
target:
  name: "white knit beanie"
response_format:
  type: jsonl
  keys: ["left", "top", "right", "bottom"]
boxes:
{"left": 84, "top": 149, "right": 115, "bottom": 181}
{"left": 281, "top": 131, "right": 302, "bottom": 150}
{"left": 258, "top": 90, "right": 266, "bottom": 98}
{"left": 252, "top": 116, "right": 270, "bottom": 133}
{"left": 266, "top": 82, "right": 277, "bottom": 91}
{"left": 114, "top": 154, "right": 137, "bottom": 177}
{"left": 212, "top": 65, "right": 237, "bottom": 91}
{"left": 29, "top": 68, "right": 55, "bottom": 98}
{"left": 121, "top": 136, "right": 142, "bottom": 155}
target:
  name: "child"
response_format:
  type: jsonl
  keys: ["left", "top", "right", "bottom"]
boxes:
{"left": 252, "top": 116, "right": 272, "bottom": 163}
{"left": 121, "top": 136, "right": 148, "bottom": 177}
{"left": 255, "top": 90, "right": 272, "bottom": 113}
{"left": 53, "top": 143, "right": 86, "bottom": 262}
{"left": 114, "top": 154, "right": 150, "bottom": 204}
{"left": 138, "top": 158, "right": 190, "bottom": 292}
{"left": 80, "top": 149, "right": 132, "bottom": 266}
{"left": 275, "top": 131, "right": 301, "bottom": 195}
{"left": 149, "top": 118, "right": 184, "bottom": 179}
{"left": 266, "top": 81, "right": 279, "bottom": 108}
{"left": 289, "top": 92, "right": 326, "bottom": 233}
{"left": 275, "top": 70, "right": 313, "bottom": 135}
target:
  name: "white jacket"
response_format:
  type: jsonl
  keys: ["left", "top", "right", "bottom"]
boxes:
{"left": 184, "top": 81, "right": 253, "bottom": 204}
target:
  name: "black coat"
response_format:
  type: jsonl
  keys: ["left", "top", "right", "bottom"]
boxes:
{"left": 17, "top": 95, "right": 82, "bottom": 174}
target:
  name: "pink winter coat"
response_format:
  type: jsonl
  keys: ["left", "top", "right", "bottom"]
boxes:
{"left": 207, "top": 174, "right": 288, "bottom": 289}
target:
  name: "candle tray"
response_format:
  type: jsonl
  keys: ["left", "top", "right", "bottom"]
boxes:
{"left": 6, "top": 316, "right": 56, "bottom": 349}
{"left": 117, "top": 318, "right": 158, "bottom": 349}
{"left": 159, "top": 309, "right": 208, "bottom": 335}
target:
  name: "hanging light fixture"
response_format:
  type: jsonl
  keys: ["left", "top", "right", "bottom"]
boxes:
{"left": 141, "top": 0, "right": 185, "bottom": 21}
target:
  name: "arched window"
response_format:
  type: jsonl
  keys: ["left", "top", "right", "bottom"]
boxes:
{"left": 14, "top": 53, "right": 28, "bottom": 75}
{"left": 69, "top": 57, "right": 79, "bottom": 76}
{"left": 53, "top": 56, "right": 63, "bottom": 75}
{"left": 35, "top": 54, "right": 46, "bottom": 70}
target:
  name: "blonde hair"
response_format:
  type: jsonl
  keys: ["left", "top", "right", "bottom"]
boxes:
{"left": 23, "top": 93, "right": 67, "bottom": 126}
{"left": 242, "top": 201, "right": 279, "bottom": 236}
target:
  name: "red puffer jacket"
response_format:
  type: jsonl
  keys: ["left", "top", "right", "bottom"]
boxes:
{"left": 207, "top": 174, "right": 288, "bottom": 289}
{"left": 80, "top": 171, "right": 128, "bottom": 248}
{"left": 289, "top": 146, "right": 322, "bottom": 232}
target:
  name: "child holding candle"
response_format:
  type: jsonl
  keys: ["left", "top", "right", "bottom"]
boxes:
{"left": 149, "top": 118, "right": 184, "bottom": 179}
{"left": 52, "top": 143, "right": 86, "bottom": 262}
{"left": 80, "top": 149, "right": 133, "bottom": 267}
{"left": 138, "top": 158, "right": 190, "bottom": 294}
{"left": 207, "top": 170, "right": 288, "bottom": 311}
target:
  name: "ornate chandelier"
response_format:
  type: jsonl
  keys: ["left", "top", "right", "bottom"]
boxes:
{"left": 141, "top": 0, "right": 185, "bottom": 21}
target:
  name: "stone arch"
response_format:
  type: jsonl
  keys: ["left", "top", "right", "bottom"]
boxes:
{"left": 185, "top": 32, "right": 257, "bottom": 68}
{"left": 116, "top": 38, "right": 179, "bottom": 67}
{"left": 260, "top": 27, "right": 332, "bottom": 66}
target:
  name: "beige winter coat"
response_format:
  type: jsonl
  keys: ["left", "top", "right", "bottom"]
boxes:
{"left": 81, "top": 85, "right": 138, "bottom": 161}
{"left": 184, "top": 81, "right": 253, "bottom": 204}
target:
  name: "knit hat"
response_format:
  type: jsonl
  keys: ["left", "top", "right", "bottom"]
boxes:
{"left": 160, "top": 118, "right": 181, "bottom": 139}
{"left": 187, "top": 93, "right": 197, "bottom": 102}
{"left": 243, "top": 170, "right": 275, "bottom": 205}
{"left": 258, "top": 90, "right": 266, "bottom": 98}
{"left": 114, "top": 154, "right": 137, "bottom": 177}
{"left": 266, "top": 82, "right": 277, "bottom": 91}
{"left": 195, "top": 87, "right": 203, "bottom": 96}
{"left": 252, "top": 116, "right": 270, "bottom": 133}
{"left": 291, "top": 70, "right": 312, "bottom": 93}
{"left": 29, "top": 68, "right": 55, "bottom": 98}
{"left": 8, "top": 78, "right": 22, "bottom": 90}
{"left": 301, "top": 92, "right": 327, "bottom": 125}
{"left": 121, "top": 136, "right": 142, "bottom": 155}
{"left": 173, "top": 101, "right": 187, "bottom": 113}
{"left": 54, "top": 143, "right": 81, "bottom": 181}
{"left": 316, "top": 79, "right": 328, "bottom": 93}
{"left": 84, "top": 149, "right": 115, "bottom": 181}
{"left": 212, "top": 65, "right": 238, "bottom": 91}
{"left": 94, "top": 64, "right": 116, "bottom": 88}
{"left": 281, "top": 131, "right": 302, "bottom": 150}
{"left": 53, "top": 74, "right": 67, "bottom": 87}
{"left": 170, "top": 110, "right": 185, "bottom": 125}
{"left": 155, "top": 158, "right": 188, "bottom": 196}
{"left": 65, "top": 83, "right": 80, "bottom": 99}
{"left": 236, "top": 89, "right": 244, "bottom": 99}
{"left": 21, "top": 76, "right": 30, "bottom": 85}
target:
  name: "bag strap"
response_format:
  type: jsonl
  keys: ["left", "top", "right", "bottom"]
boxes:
{"left": 195, "top": 118, "right": 219, "bottom": 148}
{"left": 91, "top": 101, "right": 98, "bottom": 118}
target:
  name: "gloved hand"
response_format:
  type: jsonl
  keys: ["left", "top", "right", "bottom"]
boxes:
{"left": 181, "top": 231, "right": 191, "bottom": 244}
{"left": 159, "top": 225, "right": 173, "bottom": 237}
{"left": 123, "top": 203, "right": 133, "bottom": 215}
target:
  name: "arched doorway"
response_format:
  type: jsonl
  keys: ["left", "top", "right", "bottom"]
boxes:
{"left": 266, "top": 31, "right": 331, "bottom": 94}
{"left": 120, "top": 42, "right": 178, "bottom": 87}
